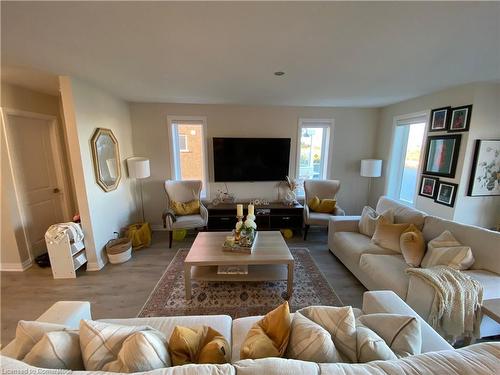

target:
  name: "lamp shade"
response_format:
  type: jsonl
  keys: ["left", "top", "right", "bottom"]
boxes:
{"left": 127, "top": 157, "right": 150, "bottom": 179}
{"left": 360, "top": 159, "right": 382, "bottom": 177}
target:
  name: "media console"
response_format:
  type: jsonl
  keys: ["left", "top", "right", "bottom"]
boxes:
{"left": 207, "top": 202, "right": 303, "bottom": 232}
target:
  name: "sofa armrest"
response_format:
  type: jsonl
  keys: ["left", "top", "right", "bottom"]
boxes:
{"left": 333, "top": 206, "right": 346, "bottom": 216}
{"left": 362, "top": 291, "right": 453, "bottom": 353}
{"left": 36, "top": 301, "right": 92, "bottom": 329}
{"left": 328, "top": 215, "right": 360, "bottom": 233}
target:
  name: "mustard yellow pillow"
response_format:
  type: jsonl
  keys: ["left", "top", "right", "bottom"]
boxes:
{"left": 168, "top": 326, "right": 230, "bottom": 366}
{"left": 308, "top": 196, "right": 320, "bottom": 211}
{"left": 240, "top": 301, "right": 291, "bottom": 360}
{"left": 400, "top": 225, "right": 426, "bottom": 267}
{"left": 170, "top": 199, "right": 200, "bottom": 216}
{"left": 371, "top": 222, "right": 412, "bottom": 252}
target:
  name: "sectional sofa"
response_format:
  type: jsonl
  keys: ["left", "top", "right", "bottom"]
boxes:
{"left": 328, "top": 196, "right": 500, "bottom": 338}
{"left": 2, "top": 291, "right": 499, "bottom": 374}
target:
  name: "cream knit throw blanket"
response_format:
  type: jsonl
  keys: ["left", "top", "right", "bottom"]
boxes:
{"left": 406, "top": 266, "right": 483, "bottom": 341}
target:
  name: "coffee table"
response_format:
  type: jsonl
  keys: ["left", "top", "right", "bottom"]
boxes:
{"left": 184, "top": 231, "right": 294, "bottom": 299}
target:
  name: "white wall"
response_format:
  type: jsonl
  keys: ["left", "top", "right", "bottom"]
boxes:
{"left": 60, "top": 77, "right": 136, "bottom": 270}
{"left": 130, "top": 103, "right": 379, "bottom": 226}
{"left": 373, "top": 82, "right": 500, "bottom": 228}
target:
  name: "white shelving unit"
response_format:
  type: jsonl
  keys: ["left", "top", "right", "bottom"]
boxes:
{"left": 46, "top": 226, "right": 87, "bottom": 279}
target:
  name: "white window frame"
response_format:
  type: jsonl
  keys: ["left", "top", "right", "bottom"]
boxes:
{"left": 296, "top": 118, "right": 333, "bottom": 193}
{"left": 167, "top": 116, "right": 208, "bottom": 198}
{"left": 386, "top": 111, "right": 429, "bottom": 206}
{"left": 178, "top": 134, "right": 189, "bottom": 152}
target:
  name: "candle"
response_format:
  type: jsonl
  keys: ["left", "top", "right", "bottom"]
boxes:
{"left": 248, "top": 204, "right": 254, "bottom": 216}
{"left": 236, "top": 204, "right": 243, "bottom": 217}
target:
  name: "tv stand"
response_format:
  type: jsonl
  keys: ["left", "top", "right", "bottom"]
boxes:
{"left": 207, "top": 202, "right": 303, "bottom": 232}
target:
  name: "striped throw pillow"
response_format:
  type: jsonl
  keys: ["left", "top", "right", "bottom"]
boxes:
{"left": 421, "top": 231, "right": 475, "bottom": 270}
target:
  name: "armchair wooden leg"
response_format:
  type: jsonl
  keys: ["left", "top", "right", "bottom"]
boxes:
{"left": 303, "top": 225, "right": 310, "bottom": 241}
{"left": 168, "top": 231, "right": 173, "bottom": 248}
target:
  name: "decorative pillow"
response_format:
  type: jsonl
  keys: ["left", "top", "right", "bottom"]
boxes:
{"left": 170, "top": 199, "right": 200, "bottom": 216}
{"left": 357, "top": 314, "right": 422, "bottom": 358}
{"left": 297, "top": 305, "right": 357, "bottom": 363}
{"left": 421, "top": 230, "right": 475, "bottom": 270}
{"left": 356, "top": 322, "right": 397, "bottom": 363}
{"left": 358, "top": 207, "right": 394, "bottom": 237}
{"left": 308, "top": 197, "right": 336, "bottom": 213}
{"left": 4, "top": 321, "right": 76, "bottom": 362}
{"left": 79, "top": 320, "right": 170, "bottom": 372}
{"left": 240, "top": 301, "right": 291, "bottom": 360}
{"left": 23, "top": 331, "right": 83, "bottom": 370}
{"left": 308, "top": 196, "right": 320, "bottom": 211}
{"left": 400, "top": 224, "right": 426, "bottom": 267}
{"left": 371, "top": 222, "right": 412, "bottom": 252}
{"left": 286, "top": 311, "right": 341, "bottom": 363}
{"left": 168, "top": 326, "right": 230, "bottom": 366}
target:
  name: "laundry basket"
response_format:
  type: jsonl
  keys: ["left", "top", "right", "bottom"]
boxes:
{"left": 105, "top": 238, "right": 132, "bottom": 264}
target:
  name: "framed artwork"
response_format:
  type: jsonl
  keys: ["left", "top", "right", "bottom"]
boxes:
{"left": 467, "top": 139, "right": 500, "bottom": 196}
{"left": 423, "top": 134, "right": 461, "bottom": 178}
{"left": 429, "top": 107, "right": 451, "bottom": 132}
{"left": 449, "top": 105, "right": 472, "bottom": 132}
{"left": 419, "top": 176, "right": 439, "bottom": 199}
{"left": 435, "top": 182, "right": 458, "bottom": 207}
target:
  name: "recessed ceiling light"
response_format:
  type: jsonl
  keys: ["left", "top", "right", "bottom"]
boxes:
{"left": 274, "top": 71, "right": 285, "bottom": 76}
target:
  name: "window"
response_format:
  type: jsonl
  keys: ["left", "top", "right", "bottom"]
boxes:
{"left": 296, "top": 119, "right": 332, "bottom": 195}
{"left": 178, "top": 134, "right": 188, "bottom": 152}
{"left": 168, "top": 116, "right": 207, "bottom": 197}
{"left": 387, "top": 113, "right": 427, "bottom": 205}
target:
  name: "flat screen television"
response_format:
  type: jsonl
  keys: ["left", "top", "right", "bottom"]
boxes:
{"left": 213, "top": 137, "right": 291, "bottom": 182}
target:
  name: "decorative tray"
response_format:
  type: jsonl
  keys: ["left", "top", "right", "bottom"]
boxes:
{"left": 222, "top": 231, "right": 258, "bottom": 254}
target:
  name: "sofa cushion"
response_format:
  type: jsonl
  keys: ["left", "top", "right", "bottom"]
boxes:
{"left": 331, "top": 232, "right": 397, "bottom": 268}
{"left": 23, "top": 330, "right": 83, "bottom": 370}
{"left": 359, "top": 254, "right": 409, "bottom": 299}
{"left": 422, "top": 215, "right": 500, "bottom": 274}
{"left": 307, "top": 212, "right": 334, "bottom": 225}
{"left": 235, "top": 358, "right": 319, "bottom": 375}
{"left": 169, "top": 326, "right": 230, "bottom": 366}
{"left": 172, "top": 214, "right": 205, "bottom": 229}
{"left": 421, "top": 230, "right": 475, "bottom": 270}
{"left": 376, "top": 196, "right": 426, "bottom": 230}
{"left": 286, "top": 311, "right": 341, "bottom": 363}
{"left": 463, "top": 270, "right": 500, "bottom": 300}
{"left": 372, "top": 223, "right": 412, "bottom": 252}
{"left": 359, "top": 206, "right": 394, "bottom": 237}
{"left": 100, "top": 315, "right": 232, "bottom": 348}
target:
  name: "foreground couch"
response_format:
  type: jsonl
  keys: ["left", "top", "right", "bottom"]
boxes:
{"left": 328, "top": 196, "right": 500, "bottom": 338}
{"left": 2, "top": 291, "right": 499, "bottom": 374}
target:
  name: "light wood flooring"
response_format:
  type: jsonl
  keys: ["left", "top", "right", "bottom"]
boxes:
{"left": 1, "top": 229, "right": 365, "bottom": 347}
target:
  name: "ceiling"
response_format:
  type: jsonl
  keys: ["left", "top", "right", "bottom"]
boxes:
{"left": 2, "top": 2, "right": 499, "bottom": 107}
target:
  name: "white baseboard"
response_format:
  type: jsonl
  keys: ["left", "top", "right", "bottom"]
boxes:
{"left": 86, "top": 260, "right": 106, "bottom": 272}
{"left": 0, "top": 259, "right": 32, "bottom": 272}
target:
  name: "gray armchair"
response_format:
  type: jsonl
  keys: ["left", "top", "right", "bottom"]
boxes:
{"left": 303, "top": 179, "right": 345, "bottom": 240}
{"left": 162, "top": 180, "right": 208, "bottom": 248}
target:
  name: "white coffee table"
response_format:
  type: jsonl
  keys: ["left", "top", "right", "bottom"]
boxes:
{"left": 184, "top": 231, "right": 294, "bottom": 299}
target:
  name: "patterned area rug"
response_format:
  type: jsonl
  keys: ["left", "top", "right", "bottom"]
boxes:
{"left": 139, "top": 248, "right": 342, "bottom": 318}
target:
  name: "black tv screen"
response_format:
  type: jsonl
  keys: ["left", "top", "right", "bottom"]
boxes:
{"left": 213, "top": 138, "right": 291, "bottom": 182}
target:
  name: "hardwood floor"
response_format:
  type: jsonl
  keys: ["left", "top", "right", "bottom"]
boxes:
{"left": 0, "top": 229, "right": 365, "bottom": 347}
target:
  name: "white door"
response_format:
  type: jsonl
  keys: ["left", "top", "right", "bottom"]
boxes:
{"left": 6, "top": 113, "right": 66, "bottom": 258}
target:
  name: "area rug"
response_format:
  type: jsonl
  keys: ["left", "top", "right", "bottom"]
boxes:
{"left": 138, "top": 248, "right": 343, "bottom": 318}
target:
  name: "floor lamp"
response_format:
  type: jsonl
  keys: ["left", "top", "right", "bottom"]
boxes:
{"left": 127, "top": 157, "right": 150, "bottom": 223}
{"left": 361, "top": 159, "right": 382, "bottom": 202}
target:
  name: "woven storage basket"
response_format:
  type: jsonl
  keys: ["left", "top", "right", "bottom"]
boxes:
{"left": 106, "top": 238, "right": 132, "bottom": 264}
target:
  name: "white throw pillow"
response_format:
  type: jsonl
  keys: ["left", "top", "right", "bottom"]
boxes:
{"left": 297, "top": 306, "right": 357, "bottom": 362}
{"left": 287, "top": 311, "right": 341, "bottom": 363}
{"left": 357, "top": 314, "right": 421, "bottom": 358}
{"left": 23, "top": 331, "right": 83, "bottom": 370}
{"left": 355, "top": 321, "right": 397, "bottom": 363}
{"left": 79, "top": 320, "right": 170, "bottom": 372}
{"left": 421, "top": 230, "right": 475, "bottom": 270}
{"left": 2, "top": 320, "right": 72, "bottom": 361}
{"left": 358, "top": 207, "right": 394, "bottom": 237}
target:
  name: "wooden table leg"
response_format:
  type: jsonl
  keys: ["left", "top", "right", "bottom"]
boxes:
{"left": 287, "top": 261, "right": 294, "bottom": 299}
{"left": 184, "top": 263, "right": 192, "bottom": 299}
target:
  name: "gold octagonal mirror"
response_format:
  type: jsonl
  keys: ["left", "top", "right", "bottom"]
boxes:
{"left": 91, "top": 128, "right": 121, "bottom": 192}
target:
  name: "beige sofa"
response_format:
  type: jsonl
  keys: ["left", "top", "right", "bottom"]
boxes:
{"left": 328, "top": 196, "right": 500, "bottom": 339}
{"left": 2, "top": 291, "right": 499, "bottom": 374}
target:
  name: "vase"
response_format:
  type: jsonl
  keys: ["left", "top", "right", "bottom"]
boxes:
{"left": 239, "top": 228, "right": 255, "bottom": 247}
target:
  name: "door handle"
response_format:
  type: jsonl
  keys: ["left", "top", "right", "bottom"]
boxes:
{"left": 53, "top": 188, "right": 60, "bottom": 194}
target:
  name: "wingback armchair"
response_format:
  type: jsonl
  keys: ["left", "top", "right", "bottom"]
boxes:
{"left": 162, "top": 180, "right": 208, "bottom": 248}
{"left": 303, "top": 179, "right": 345, "bottom": 240}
